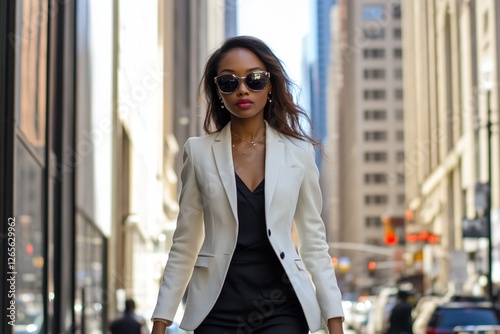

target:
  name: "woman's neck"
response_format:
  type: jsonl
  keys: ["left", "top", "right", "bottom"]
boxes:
{"left": 230, "top": 119, "right": 266, "bottom": 139}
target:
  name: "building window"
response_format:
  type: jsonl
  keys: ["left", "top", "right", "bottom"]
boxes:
{"left": 362, "top": 4, "right": 385, "bottom": 21}
{"left": 396, "top": 130, "right": 404, "bottom": 141}
{"left": 395, "top": 109, "right": 404, "bottom": 121}
{"left": 394, "top": 48, "right": 403, "bottom": 59}
{"left": 396, "top": 151, "right": 405, "bottom": 162}
{"left": 393, "top": 28, "right": 402, "bottom": 39}
{"left": 364, "top": 69, "right": 386, "bottom": 79}
{"left": 364, "top": 89, "right": 386, "bottom": 100}
{"left": 363, "top": 48, "right": 385, "bottom": 59}
{"left": 75, "top": 216, "right": 106, "bottom": 332}
{"left": 364, "top": 110, "right": 387, "bottom": 120}
{"left": 365, "top": 216, "right": 382, "bottom": 227}
{"left": 364, "top": 27, "right": 385, "bottom": 39}
{"left": 364, "top": 131, "right": 387, "bottom": 141}
{"left": 397, "top": 194, "right": 406, "bottom": 204}
{"left": 397, "top": 173, "right": 405, "bottom": 184}
{"left": 14, "top": 144, "right": 45, "bottom": 326}
{"left": 365, "top": 173, "right": 387, "bottom": 184}
{"left": 365, "top": 195, "right": 388, "bottom": 205}
{"left": 364, "top": 151, "right": 388, "bottom": 162}
{"left": 392, "top": 4, "right": 401, "bottom": 19}
{"left": 395, "top": 68, "right": 403, "bottom": 79}
{"left": 395, "top": 89, "right": 403, "bottom": 100}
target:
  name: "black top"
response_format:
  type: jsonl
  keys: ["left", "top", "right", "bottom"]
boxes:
{"left": 232, "top": 173, "right": 273, "bottom": 262}
{"left": 199, "top": 174, "right": 306, "bottom": 331}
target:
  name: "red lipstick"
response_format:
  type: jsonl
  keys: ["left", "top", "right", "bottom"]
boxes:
{"left": 236, "top": 99, "right": 253, "bottom": 109}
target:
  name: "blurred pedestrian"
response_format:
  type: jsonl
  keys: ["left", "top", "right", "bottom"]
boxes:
{"left": 110, "top": 299, "right": 148, "bottom": 334}
{"left": 150, "top": 35, "right": 344, "bottom": 334}
{"left": 386, "top": 290, "right": 413, "bottom": 334}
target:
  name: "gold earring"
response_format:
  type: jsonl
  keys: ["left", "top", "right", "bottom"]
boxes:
{"left": 268, "top": 92, "right": 272, "bottom": 103}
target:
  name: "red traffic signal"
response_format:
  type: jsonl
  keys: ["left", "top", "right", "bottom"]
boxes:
{"left": 368, "top": 261, "right": 376, "bottom": 271}
{"left": 383, "top": 216, "right": 398, "bottom": 245}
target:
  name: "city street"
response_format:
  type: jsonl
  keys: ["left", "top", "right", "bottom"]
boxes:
{"left": 1, "top": 0, "right": 500, "bottom": 333}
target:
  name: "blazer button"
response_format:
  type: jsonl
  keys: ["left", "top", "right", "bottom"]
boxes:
{"left": 280, "top": 252, "right": 285, "bottom": 259}
{"left": 268, "top": 229, "right": 271, "bottom": 236}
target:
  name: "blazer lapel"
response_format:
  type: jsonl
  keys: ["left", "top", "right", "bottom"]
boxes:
{"left": 212, "top": 123, "right": 238, "bottom": 224}
{"left": 264, "top": 123, "right": 284, "bottom": 219}
{"left": 211, "top": 121, "right": 284, "bottom": 225}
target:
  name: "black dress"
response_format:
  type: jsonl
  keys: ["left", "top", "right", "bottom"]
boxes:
{"left": 195, "top": 174, "right": 308, "bottom": 334}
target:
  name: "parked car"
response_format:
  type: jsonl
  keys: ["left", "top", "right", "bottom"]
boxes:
{"left": 413, "top": 301, "right": 500, "bottom": 334}
{"left": 341, "top": 299, "right": 355, "bottom": 329}
{"left": 350, "top": 295, "right": 376, "bottom": 333}
{"left": 412, "top": 296, "right": 445, "bottom": 334}
{"left": 412, "top": 294, "right": 443, "bottom": 320}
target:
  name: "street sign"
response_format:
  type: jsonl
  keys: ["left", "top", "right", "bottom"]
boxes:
{"left": 462, "top": 216, "right": 489, "bottom": 238}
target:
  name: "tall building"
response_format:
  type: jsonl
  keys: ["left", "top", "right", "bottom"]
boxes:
{"left": 225, "top": 0, "right": 238, "bottom": 38}
{"left": 0, "top": 0, "right": 229, "bottom": 332}
{"left": 171, "top": 0, "right": 228, "bottom": 173}
{"left": 315, "top": 0, "right": 335, "bottom": 146}
{"left": 113, "top": 0, "right": 228, "bottom": 326}
{"left": 0, "top": 1, "right": 80, "bottom": 332}
{"left": 326, "top": 0, "right": 404, "bottom": 294}
{"left": 402, "top": 0, "right": 500, "bottom": 296}
{"left": 305, "top": 0, "right": 335, "bottom": 167}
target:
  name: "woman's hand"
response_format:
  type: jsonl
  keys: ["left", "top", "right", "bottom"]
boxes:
{"left": 328, "top": 317, "right": 344, "bottom": 334}
{"left": 151, "top": 320, "right": 171, "bottom": 334}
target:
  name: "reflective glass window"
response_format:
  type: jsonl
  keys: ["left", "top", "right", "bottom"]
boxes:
{"left": 14, "top": 0, "right": 49, "bottom": 149}
{"left": 75, "top": 215, "right": 106, "bottom": 333}
{"left": 14, "top": 143, "right": 44, "bottom": 333}
{"left": 362, "top": 5, "right": 385, "bottom": 21}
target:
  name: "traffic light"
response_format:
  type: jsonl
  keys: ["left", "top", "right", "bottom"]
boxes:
{"left": 383, "top": 216, "right": 398, "bottom": 245}
{"left": 368, "top": 261, "right": 376, "bottom": 277}
{"left": 26, "top": 243, "right": 33, "bottom": 255}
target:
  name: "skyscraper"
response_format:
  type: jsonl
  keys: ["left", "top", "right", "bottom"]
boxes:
{"left": 326, "top": 0, "right": 404, "bottom": 293}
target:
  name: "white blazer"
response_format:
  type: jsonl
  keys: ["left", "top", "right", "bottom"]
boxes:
{"left": 151, "top": 122, "right": 344, "bottom": 331}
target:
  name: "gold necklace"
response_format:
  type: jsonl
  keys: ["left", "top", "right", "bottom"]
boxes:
{"left": 231, "top": 132, "right": 266, "bottom": 155}
{"left": 231, "top": 131, "right": 266, "bottom": 145}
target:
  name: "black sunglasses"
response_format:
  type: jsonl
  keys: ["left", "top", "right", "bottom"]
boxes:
{"left": 214, "top": 71, "right": 270, "bottom": 94}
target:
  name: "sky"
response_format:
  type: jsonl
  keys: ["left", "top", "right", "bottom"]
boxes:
{"left": 237, "top": 0, "right": 311, "bottom": 87}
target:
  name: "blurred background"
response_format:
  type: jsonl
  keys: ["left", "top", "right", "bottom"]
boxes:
{"left": 1, "top": 0, "right": 500, "bottom": 333}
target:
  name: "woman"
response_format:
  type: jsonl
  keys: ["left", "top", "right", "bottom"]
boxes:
{"left": 151, "top": 36, "right": 344, "bottom": 334}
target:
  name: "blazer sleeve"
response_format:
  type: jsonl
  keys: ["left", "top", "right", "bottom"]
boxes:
{"left": 151, "top": 138, "right": 205, "bottom": 321}
{"left": 293, "top": 143, "right": 344, "bottom": 321}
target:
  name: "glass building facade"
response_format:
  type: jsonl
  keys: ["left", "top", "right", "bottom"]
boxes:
{"left": 1, "top": 1, "right": 108, "bottom": 333}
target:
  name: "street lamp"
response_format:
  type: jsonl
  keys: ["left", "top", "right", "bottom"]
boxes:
{"left": 486, "top": 87, "right": 493, "bottom": 300}
{"left": 477, "top": 64, "right": 494, "bottom": 300}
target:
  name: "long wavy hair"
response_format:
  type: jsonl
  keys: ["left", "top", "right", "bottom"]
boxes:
{"left": 200, "top": 36, "right": 319, "bottom": 145}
